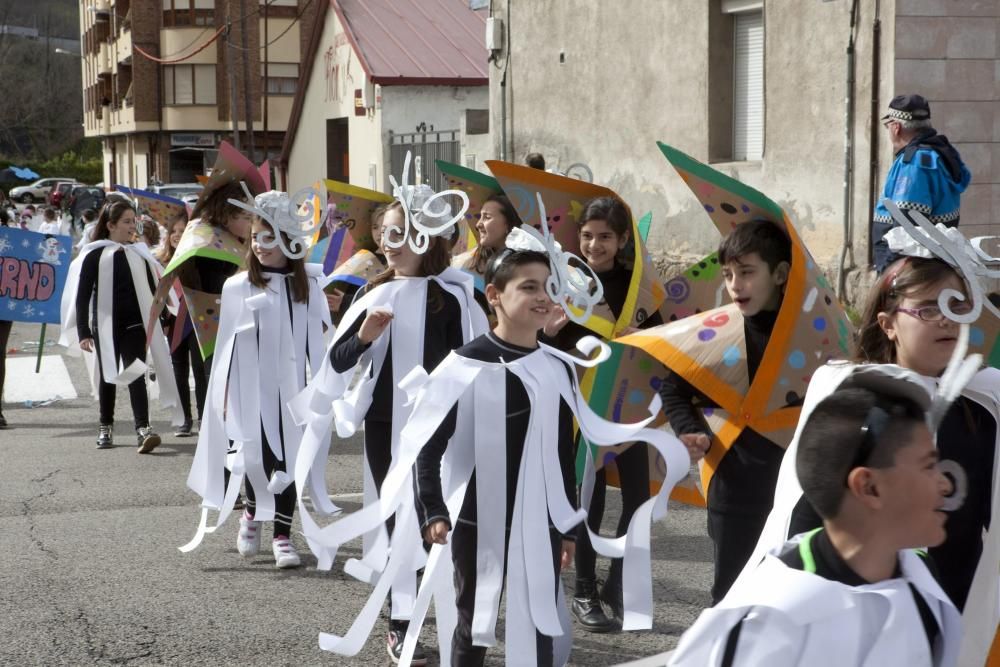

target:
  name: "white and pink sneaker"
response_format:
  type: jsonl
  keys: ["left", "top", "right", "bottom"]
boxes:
{"left": 236, "top": 512, "right": 261, "bottom": 557}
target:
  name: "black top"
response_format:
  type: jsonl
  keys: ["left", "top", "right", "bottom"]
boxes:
{"left": 551, "top": 262, "right": 664, "bottom": 350}
{"left": 658, "top": 308, "right": 790, "bottom": 512}
{"left": 413, "top": 331, "right": 578, "bottom": 537}
{"left": 928, "top": 396, "right": 996, "bottom": 611}
{"left": 329, "top": 279, "right": 465, "bottom": 423}
{"left": 75, "top": 245, "right": 156, "bottom": 340}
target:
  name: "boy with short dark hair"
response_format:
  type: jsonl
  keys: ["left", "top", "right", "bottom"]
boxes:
{"left": 668, "top": 380, "right": 961, "bottom": 666}
{"left": 659, "top": 219, "right": 792, "bottom": 603}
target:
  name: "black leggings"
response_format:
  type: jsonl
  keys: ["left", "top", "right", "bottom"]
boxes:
{"left": 170, "top": 331, "right": 206, "bottom": 423}
{"left": 451, "top": 521, "right": 562, "bottom": 666}
{"left": 575, "top": 442, "right": 650, "bottom": 581}
{"left": 0, "top": 319, "right": 11, "bottom": 409}
{"left": 94, "top": 323, "right": 149, "bottom": 428}
{"left": 244, "top": 425, "right": 296, "bottom": 539}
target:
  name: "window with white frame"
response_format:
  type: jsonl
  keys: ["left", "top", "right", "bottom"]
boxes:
{"left": 732, "top": 7, "right": 764, "bottom": 161}
{"left": 261, "top": 62, "right": 299, "bottom": 95}
{"left": 164, "top": 64, "right": 217, "bottom": 105}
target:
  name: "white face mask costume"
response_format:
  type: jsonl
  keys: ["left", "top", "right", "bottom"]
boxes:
{"left": 227, "top": 184, "right": 327, "bottom": 260}
{"left": 727, "top": 200, "right": 1000, "bottom": 666}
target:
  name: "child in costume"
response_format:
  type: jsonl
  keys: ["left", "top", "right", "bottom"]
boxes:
{"left": 60, "top": 197, "right": 181, "bottom": 451}
{"left": 668, "top": 373, "right": 962, "bottom": 666}
{"left": 544, "top": 195, "right": 665, "bottom": 631}
{"left": 156, "top": 216, "right": 206, "bottom": 438}
{"left": 181, "top": 186, "right": 330, "bottom": 569}
{"left": 658, "top": 219, "right": 791, "bottom": 603}
{"left": 290, "top": 154, "right": 487, "bottom": 664}
{"left": 295, "top": 200, "right": 693, "bottom": 667}
{"left": 748, "top": 206, "right": 1000, "bottom": 665}
{"left": 451, "top": 194, "right": 521, "bottom": 285}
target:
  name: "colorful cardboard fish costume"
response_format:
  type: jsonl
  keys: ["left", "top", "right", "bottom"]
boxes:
{"left": 311, "top": 179, "right": 392, "bottom": 276}
{"left": 113, "top": 186, "right": 186, "bottom": 228}
{"left": 615, "top": 143, "right": 853, "bottom": 502}
{"left": 150, "top": 142, "right": 270, "bottom": 359}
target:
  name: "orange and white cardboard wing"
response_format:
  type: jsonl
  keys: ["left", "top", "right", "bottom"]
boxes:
{"left": 617, "top": 143, "right": 853, "bottom": 499}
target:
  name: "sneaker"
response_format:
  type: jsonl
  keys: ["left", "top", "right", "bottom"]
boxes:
{"left": 173, "top": 421, "right": 193, "bottom": 437}
{"left": 236, "top": 512, "right": 261, "bottom": 557}
{"left": 272, "top": 536, "right": 301, "bottom": 569}
{"left": 136, "top": 426, "right": 161, "bottom": 454}
{"left": 96, "top": 424, "right": 113, "bottom": 449}
{"left": 0, "top": 413, "right": 7, "bottom": 429}
{"left": 386, "top": 627, "right": 427, "bottom": 665}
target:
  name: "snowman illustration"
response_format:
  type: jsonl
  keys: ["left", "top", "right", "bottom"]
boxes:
{"left": 37, "top": 235, "right": 66, "bottom": 265}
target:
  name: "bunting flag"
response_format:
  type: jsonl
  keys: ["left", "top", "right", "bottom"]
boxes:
{"left": 113, "top": 186, "right": 186, "bottom": 226}
{"left": 437, "top": 159, "right": 501, "bottom": 254}
{"left": 312, "top": 179, "right": 393, "bottom": 276}
{"left": 615, "top": 142, "right": 853, "bottom": 500}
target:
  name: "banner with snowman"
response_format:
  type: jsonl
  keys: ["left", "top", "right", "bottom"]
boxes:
{"left": 0, "top": 227, "right": 71, "bottom": 324}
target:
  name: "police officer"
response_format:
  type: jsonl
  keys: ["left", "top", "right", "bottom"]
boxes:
{"left": 871, "top": 94, "right": 971, "bottom": 273}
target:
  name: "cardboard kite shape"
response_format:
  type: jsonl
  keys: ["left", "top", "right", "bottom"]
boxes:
{"left": 311, "top": 179, "right": 394, "bottom": 276}
{"left": 113, "top": 186, "right": 186, "bottom": 226}
{"left": 436, "top": 159, "right": 502, "bottom": 254}
{"left": 192, "top": 141, "right": 270, "bottom": 212}
{"left": 614, "top": 143, "right": 853, "bottom": 499}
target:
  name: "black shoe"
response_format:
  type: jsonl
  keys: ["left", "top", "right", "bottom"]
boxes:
{"left": 386, "top": 627, "right": 427, "bottom": 665}
{"left": 572, "top": 578, "right": 618, "bottom": 633}
{"left": 0, "top": 413, "right": 7, "bottom": 429}
{"left": 174, "top": 421, "right": 193, "bottom": 437}
{"left": 96, "top": 424, "right": 113, "bottom": 449}
{"left": 600, "top": 562, "right": 625, "bottom": 622}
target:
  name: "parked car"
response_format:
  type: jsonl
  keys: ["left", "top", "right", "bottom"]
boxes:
{"left": 47, "top": 181, "right": 81, "bottom": 209}
{"left": 9, "top": 177, "right": 77, "bottom": 204}
{"left": 148, "top": 183, "right": 203, "bottom": 200}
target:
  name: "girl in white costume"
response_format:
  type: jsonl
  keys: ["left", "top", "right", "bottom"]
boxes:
{"left": 291, "top": 199, "right": 695, "bottom": 667}
{"left": 60, "top": 197, "right": 182, "bottom": 451}
{"left": 181, "top": 187, "right": 331, "bottom": 569}
{"left": 290, "top": 155, "right": 488, "bottom": 663}
{"left": 741, "top": 205, "right": 1000, "bottom": 666}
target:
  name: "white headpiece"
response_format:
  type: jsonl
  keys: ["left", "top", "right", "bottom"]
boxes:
{"left": 385, "top": 151, "right": 469, "bottom": 254}
{"left": 884, "top": 199, "right": 1000, "bottom": 324}
{"left": 228, "top": 184, "right": 326, "bottom": 259}
{"left": 501, "top": 192, "right": 604, "bottom": 324}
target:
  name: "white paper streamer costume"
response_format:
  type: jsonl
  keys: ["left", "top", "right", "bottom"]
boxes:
{"left": 290, "top": 196, "right": 689, "bottom": 665}
{"left": 180, "top": 186, "right": 333, "bottom": 551}
{"left": 179, "top": 262, "right": 332, "bottom": 551}
{"left": 59, "top": 239, "right": 183, "bottom": 424}
{"left": 739, "top": 202, "right": 1000, "bottom": 665}
{"left": 288, "top": 153, "right": 489, "bottom": 624}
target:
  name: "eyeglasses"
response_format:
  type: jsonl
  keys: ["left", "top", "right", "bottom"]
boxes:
{"left": 895, "top": 301, "right": 973, "bottom": 322}
{"left": 882, "top": 119, "right": 898, "bottom": 128}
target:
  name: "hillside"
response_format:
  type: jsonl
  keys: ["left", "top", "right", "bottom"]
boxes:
{"left": 1, "top": 0, "right": 80, "bottom": 39}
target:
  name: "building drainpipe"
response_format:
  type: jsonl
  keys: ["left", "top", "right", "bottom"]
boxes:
{"left": 866, "top": 0, "right": 881, "bottom": 269}
{"left": 836, "top": 0, "right": 860, "bottom": 301}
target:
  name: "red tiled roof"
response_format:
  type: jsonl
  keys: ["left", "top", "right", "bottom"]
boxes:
{"left": 333, "top": 0, "right": 488, "bottom": 86}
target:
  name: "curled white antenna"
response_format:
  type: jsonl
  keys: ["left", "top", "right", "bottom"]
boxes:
{"left": 503, "top": 192, "right": 604, "bottom": 324}
{"left": 884, "top": 199, "right": 1000, "bottom": 325}
{"left": 228, "top": 183, "right": 327, "bottom": 259}
{"left": 385, "top": 151, "right": 470, "bottom": 255}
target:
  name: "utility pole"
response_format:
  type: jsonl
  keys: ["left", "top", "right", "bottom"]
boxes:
{"left": 262, "top": 0, "right": 269, "bottom": 167}
{"left": 226, "top": 17, "right": 239, "bottom": 150}
{"left": 239, "top": 0, "right": 255, "bottom": 163}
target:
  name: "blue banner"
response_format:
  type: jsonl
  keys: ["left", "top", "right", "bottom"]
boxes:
{"left": 0, "top": 227, "right": 71, "bottom": 324}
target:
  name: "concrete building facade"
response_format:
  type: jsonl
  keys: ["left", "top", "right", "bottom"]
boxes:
{"left": 79, "top": 0, "right": 319, "bottom": 188}
{"left": 279, "top": 0, "right": 489, "bottom": 194}
{"left": 485, "top": 0, "right": 1000, "bottom": 295}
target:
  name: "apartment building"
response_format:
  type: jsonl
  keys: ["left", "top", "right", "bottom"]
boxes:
{"left": 79, "top": 0, "right": 319, "bottom": 187}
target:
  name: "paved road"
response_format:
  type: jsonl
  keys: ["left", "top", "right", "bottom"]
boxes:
{"left": 1, "top": 321, "right": 712, "bottom": 666}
